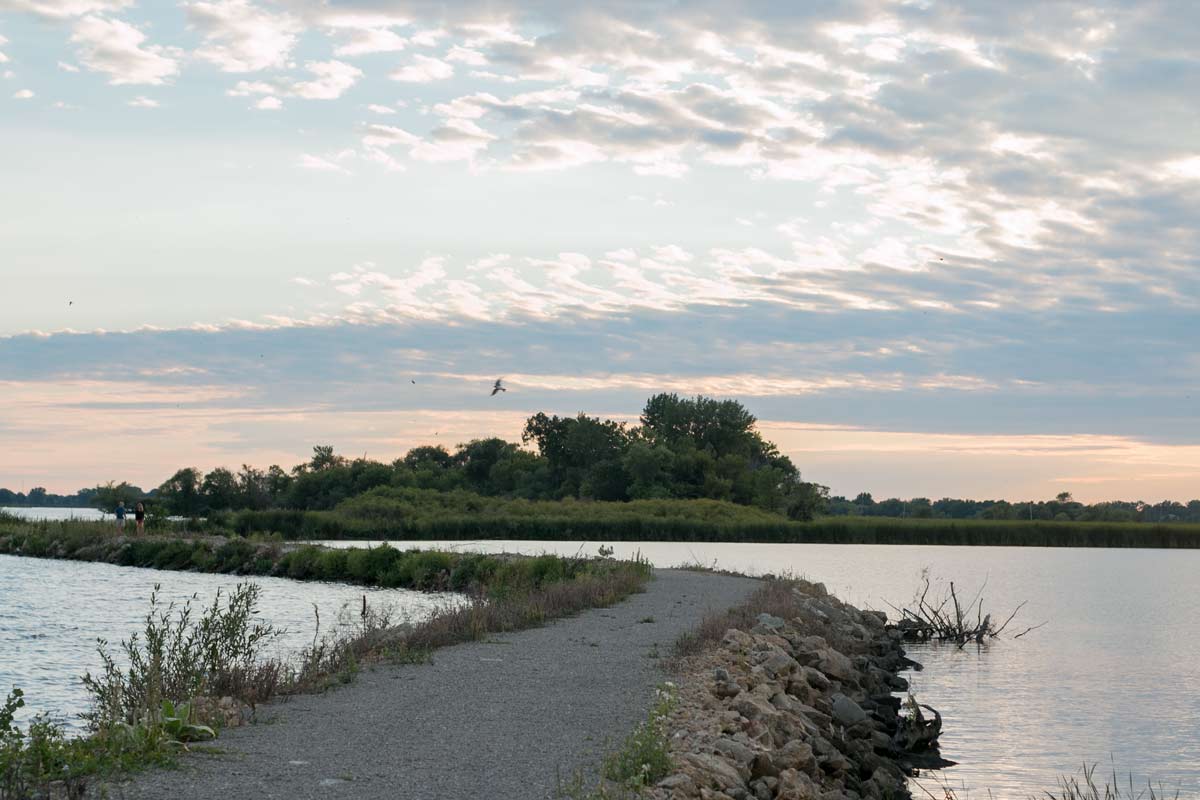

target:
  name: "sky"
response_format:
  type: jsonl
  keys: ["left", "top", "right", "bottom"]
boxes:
{"left": 1, "top": 0, "right": 1198, "bottom": 501}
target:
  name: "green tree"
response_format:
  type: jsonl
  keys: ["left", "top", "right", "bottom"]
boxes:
{"left": 92, "top": 481, "right": 141, "bottom": 513}
{"left": 157, "top": 468, "right": 203, "bottom": 516}
{"left": 201, "top": 468, "right": 239, "bottom": 511}
{"left": 522, "top": 412, "right": 631, "bottom": 498}
{"left": 309, "top": 445, "right": 344, "bottom": 471}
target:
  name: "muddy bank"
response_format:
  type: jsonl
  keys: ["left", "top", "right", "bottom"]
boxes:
{"left": 652, "top": 579, "right": 947, "bottom": 800}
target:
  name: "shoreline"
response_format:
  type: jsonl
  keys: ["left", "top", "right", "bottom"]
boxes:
{"left": 643, "top": 578, "right": 945, "bottom": 800}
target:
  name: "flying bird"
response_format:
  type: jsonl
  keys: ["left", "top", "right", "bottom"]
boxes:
{"left": 491, "top": 378, "right": 506, "bottom": 396}
{"left": 68, "top": 301, "right": 73, "bottom": 306}
{"left": 411, "top": 380, "right": 416, "bottom": 384}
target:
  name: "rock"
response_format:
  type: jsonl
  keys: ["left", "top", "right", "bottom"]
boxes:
{"left": 713, "top": 737, "right": 756, "bottom": 772}
{"left": 756, "top": 650, "right": 800, "bottom": 680}
{"left": 733, "top": 692, "right": 780, "bottom": 722}
{"left": 723, "top": 629, "right": 755, "bottom": 652}
{"left": 755, "top": 613, "right": 786, "bottom": 631}
{"left": 801, "top": 666, "right": 832, "bottom": 692}
{"left": 681, "top": 752, "right": 746, "bottom": 792}
{"left": 751, "top": 778, "right": 774, "bottom": 800}
{"left": 774, "top": 740, "right": 818, "bottom": 777}
{"left": 750, "top": 751, "right": 778, "bottom": 779}
{"left": 830, "top": 694, "right": 868, "bottom": 727}
{"left": 776, "top": 767, "right": 820, "bottom": 800}
{"left": 817, "top": 648, "right": 856, "bottom": 682}
{"left": 715, "top": 667, "right": 731, "bottom": 682}
{"left": 659, "top": 772, "right": 697, "bottom": 794}
{"left": 715, "top": 681, "right": 743, "bottom": 700}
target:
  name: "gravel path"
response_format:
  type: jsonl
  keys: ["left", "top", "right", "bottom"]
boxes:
{"left": 115, "top": 569, "right": 758, "bottom": 800}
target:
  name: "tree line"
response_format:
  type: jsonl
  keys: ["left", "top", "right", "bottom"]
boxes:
{"left": 89, "top": 394, "right": 830, "bottom": 521}
{"left": 826, "top": 492, "right": 1200, "bottom": 523}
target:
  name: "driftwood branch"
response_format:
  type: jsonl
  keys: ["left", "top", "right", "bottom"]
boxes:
{"left": 890, "top": 575, "right": 1045, "bottom": 647}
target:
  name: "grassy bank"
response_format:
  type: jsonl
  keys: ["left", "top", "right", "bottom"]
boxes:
{"left": 0, "top": 518, "right": 645, "bottom": 595}
{"left": 233, "top": 505, "right": 1200, "bottom": 548}
{"left": 8, "top": 504, "right": 1200, "bottom": 549}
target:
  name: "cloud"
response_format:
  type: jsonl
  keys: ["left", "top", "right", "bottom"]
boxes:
{"left": 390, "top": 54, "right": 453, "bottom": 82}
{"left": 296, "top": 152, "right": 351, "bottom": 174}
{"left": 69, "top": 15, "right": 179, "bottom": 85}
{"left": 57, "top": 60, "right": 80, "bottom": 71}
{"left": 254, "top": 95, "right": 281, "bottom": 110}
{"left": 127, "top": 95, "right": 158, "bottom": 107}
{"left": 366, "top": 103, "right": 394, "bottom": 114}
{"left": 290, "top": 60, "right": 361, "bottom": 100}
{"left": 12, "top": 88, "right": 33, "bottom": 99}
{"left": 331, "top": 26, "right": 406, "bottom": 57}
{"left": 186, "top": 0, "right": 299, "bottom": 73}
{"left": 0, "top": 0, "right": 131, "bottom": 18}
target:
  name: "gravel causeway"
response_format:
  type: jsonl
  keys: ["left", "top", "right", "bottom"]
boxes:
{"left": 115, "top": 569, "right": 758, "bottom": 800}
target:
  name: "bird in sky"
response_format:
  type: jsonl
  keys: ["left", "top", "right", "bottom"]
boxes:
{"left": 491, "top": 378, "right": 506, "bottom": 396}
{"left": 411, "top": 379, "right": 416, "bottom": 384}
{"left": 68, "top": 301, "right": 73, "bottom": 306}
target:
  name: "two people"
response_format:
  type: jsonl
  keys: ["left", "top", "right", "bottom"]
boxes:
{"left": 114, "top": 501, "right": 146, "bottom": 535}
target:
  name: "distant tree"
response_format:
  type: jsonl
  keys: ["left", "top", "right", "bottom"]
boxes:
{"left": 309, "top": 445, "right": 345, "bottom": 471}
{"left": 236, "top": 465, "right": 271, "bottom": 510}
{"left": 92, "top": 481, "right": 141, "bottom": 513}
{"left": 1056, "top": 491, "right": 1073, "bottom": 503}
{"left": 522, "top": 412, "right": 630, "bottom": 498}
{"left": 783, "top": 481, "right": 830, "bottom": 521}
{"left": 265, "top": 465, "right": 292, "bottom": 504}
{"left": 853, "top": 492, "right": 875, "bottom": 507}
{"left": 157, "top": 468, "right": 203, "bottom": 516}
{"left": 27, "top": 487, "right": 47, "bottom": 505}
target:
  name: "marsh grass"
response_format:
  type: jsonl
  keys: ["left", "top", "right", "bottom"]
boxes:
{"left": 912, "top": 763, "right": 1181, "bottom": 800}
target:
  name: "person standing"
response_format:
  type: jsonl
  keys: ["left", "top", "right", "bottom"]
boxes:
{"left": 115, "top": 501, "right": 126, "bottom": 532}
{"left": 135, "top": 501, "right": 146, "bottom": 535}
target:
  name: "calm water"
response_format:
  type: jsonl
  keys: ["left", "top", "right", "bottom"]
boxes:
{"left": 311, "top": 539, "right": 1200, "bottom": 798}
{"left": 0, "top": 554, "right": 462, "bottom": 731}
{"left": 2, "top": 506, "right": 108, "bottom": 521}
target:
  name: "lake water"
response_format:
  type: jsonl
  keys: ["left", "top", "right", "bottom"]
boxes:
{"left": 309, "top": 539, "right": 1200, "bottom": 798}
{"left": 2, "top": 506, "right": 108, "bottom": 521}
{"left": 0, "top": 554, "right": 462, "bottom": 732}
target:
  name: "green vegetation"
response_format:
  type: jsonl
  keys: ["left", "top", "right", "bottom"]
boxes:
{"left": 0, "top": 517, "right": 647, "bottom": 592}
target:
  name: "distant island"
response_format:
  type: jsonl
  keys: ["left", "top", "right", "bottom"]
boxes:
{"left": 5, "top": 393, "right": 1200, "bottom": 526}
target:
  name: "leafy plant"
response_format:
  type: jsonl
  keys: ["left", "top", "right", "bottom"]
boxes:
{"left": 158, "top": 700, "right": 215, "bottom": 745}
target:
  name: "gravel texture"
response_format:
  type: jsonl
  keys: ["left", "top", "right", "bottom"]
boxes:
{"left": 114, "top": 569, "right": 758, "bottom": 800}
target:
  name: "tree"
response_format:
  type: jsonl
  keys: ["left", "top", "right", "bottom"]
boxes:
{"left": 157, "top": 468, "right": 203, "bottom": 516}
{"left": 92, "top": 481, "right": 141, "bottom": 513}
{"left": 783, "top": 482, "right": 830, "bottom": 521}
{"left": 1056, "top": 491, "right": 1073, "bottom": 503}
{"left": 236, "top": 465, "right": 271, "bottom": 510}
{"left": 201, "top": 468, "right": 239, "bottom": 511}
{"left": 309, "top": 445, "right": 345, "bottom": 472}
{"left": 522, "top": 412, "right": 630, "bottom": 497}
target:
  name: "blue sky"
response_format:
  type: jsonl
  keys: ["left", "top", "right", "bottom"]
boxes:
{"left": 1, "top": 0, "right": 1198, "bottom": 499}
